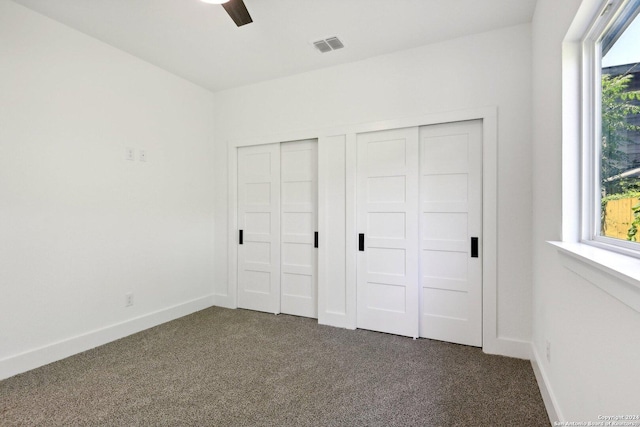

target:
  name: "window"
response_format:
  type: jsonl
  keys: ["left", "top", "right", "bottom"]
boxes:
{"left": 553, "top": 0, "right": 640, "bottom": 313}
{"left": 584, "top": 0, "right": 640, "bottom": 257}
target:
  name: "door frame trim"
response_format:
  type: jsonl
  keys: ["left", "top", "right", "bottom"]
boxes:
{"left": 222, "top": 107, "right": 509, "bottom": 356}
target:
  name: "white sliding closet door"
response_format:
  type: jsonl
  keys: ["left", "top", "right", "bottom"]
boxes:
{"left": 280, "top": 140, "right": 318, "bottom": 318}
{"left": 419, "top": 120, "right": 482, "bottom": 347}
{"left": 237, "top": 140, "right": 318, "bottom": 318}
{"left": 237, "top": 143, "right": 281, "bottom": 314}
{"left": 356, "top": 128, "right": 420, "bottom": 338}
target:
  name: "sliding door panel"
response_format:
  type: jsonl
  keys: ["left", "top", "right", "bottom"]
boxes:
{"left": 238, "top": 143, "right": 281, "bottom": 314}
{"left": 281, "top": 140, "right": 318, "bottom": 318}
{"left": 356, "top": 128, "right": 420, "bottom": 338}
{"left": 419, "top": 120, "right": 482, "bottom": 347}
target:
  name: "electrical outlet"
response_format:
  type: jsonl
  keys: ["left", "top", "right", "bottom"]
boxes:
{"left": 125, "top": 293, "right": 134, "bottom": 307}
{"left": 126, "top": 147, "right": 135, "bottom": 161}
{"left": 139, "top": 150, "right": 146, "bottom": 162}
{"left": 546, "top": 340, "right": 551, "bottom": 363}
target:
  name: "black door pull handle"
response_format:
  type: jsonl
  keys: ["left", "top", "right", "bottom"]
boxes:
{"left": 314, "top": 232, "right": 318, "bottom": 248}
{"left": 239, "top": 229, "right": 243, "bottom": 245}
{"left": 471, "top": 237, "right": 478, "bottom": 258}
{"left": 359, "top": 234, "right": 365, "bottom": 251}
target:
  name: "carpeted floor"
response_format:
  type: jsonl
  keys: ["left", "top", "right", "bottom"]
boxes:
{"left": 1, "top": 307, "right": 549, "bottom": 426}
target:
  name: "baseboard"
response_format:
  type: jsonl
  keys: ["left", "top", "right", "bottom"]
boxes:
{"left": 0, "top": 295, "right": 215, "bottom": 381}
{"left": 318, "top": 311, "right": 357, "bottom": 330}
{"left": 530, "top": 343, "right": 563, "bottom": 425}
{"left": 212, "top": 292, "right": 235, "bottom": 309}
{"left": 483, "top": 336, "right": 532, "bottom": 359}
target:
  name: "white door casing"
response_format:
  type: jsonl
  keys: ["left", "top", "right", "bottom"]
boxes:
{"left": 356, "top": 128, "right": 420, "bottom": 338}
{"left": 280, "top": 140, "right": 318, "bottom": 318}
{"left": 419, "top": 120, "right": 482, "bottom": 346}
{"left": 237, "top": 143, "right": 281, "bottom": 314}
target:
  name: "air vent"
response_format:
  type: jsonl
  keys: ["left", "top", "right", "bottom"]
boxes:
{"left": 313, "top": 36, "right": 344, "bottom": 53}
{"left": 325, "top": 37, "right": 344, "bottom": 50}
{"left": 313, "top": 40, "right": 332, "bottom": 53}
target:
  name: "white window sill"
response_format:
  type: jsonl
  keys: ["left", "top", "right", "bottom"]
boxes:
{"left": 549, "top": 241, "right": 640, "bottom": 312}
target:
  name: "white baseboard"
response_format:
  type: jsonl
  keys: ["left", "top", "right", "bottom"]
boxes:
{"left": 483, "top": 336, "right": 532, "bottom": 359}
{"left": 530, "top": 343, "right": 563, "bottom": 426}
{"left": 0, "top": 295, "right": 215, "bottom": 381}
{"left": 318, "top": 311, "right": 357, "bottom": 330}
{"left": 212, "top": 293, "right": 235, "bottom": 309}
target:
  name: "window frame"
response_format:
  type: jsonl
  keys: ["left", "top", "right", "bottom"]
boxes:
{"left": 581, "top": 0, "right": 640, "bottom": 259}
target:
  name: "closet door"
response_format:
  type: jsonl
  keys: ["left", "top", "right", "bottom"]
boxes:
{"left": 280, "top": 140, "right": 318, "bottom": 318}
{"left": 237, "top": 143, "right": 281, "bottom": 314}
{"left": 356, "top": 128, "right": 420, "bottom": 338}
{"left": 419, "top": 120, "right": 482, "bottom": 347}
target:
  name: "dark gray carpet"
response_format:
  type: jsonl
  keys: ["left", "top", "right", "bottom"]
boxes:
{"left": 1, "top": 307, "right": 548, "bottom": 426}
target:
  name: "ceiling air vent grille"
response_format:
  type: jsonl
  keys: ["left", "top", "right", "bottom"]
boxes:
{"left": 313, "top": 36, "right": 344, "bottom": 53}
{"left": 313, "top": 40, "right": 332, "bottom": 53}
{"left": 325, "top": 37, "right": 344, "bottom": 50}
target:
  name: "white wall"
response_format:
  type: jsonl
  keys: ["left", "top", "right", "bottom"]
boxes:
{"left": 532, "top": 0, "right": 640, "bottom": 421}
{"left": 0, "top": 1, "right": 216, "bottom": 379}
{"left": 213, "top": 24, "right": 533, "bottom": 352}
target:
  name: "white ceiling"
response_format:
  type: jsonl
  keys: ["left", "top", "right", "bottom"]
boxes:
{"left": 12, "top": 0, "right": 538, "bottom": 92}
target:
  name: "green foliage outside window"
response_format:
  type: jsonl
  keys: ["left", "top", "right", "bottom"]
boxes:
{"left": 628, "top": 202, "right": 640, "bottom": 241}
{"left": 601, "top": 73, "right": 640, "bottom": 196}
{"left": 600, "top": 73, "right": 640, "bottom": 241}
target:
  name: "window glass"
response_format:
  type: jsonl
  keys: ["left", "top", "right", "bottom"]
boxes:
{"left": 599, "top": 7, "right": 640, "bottom": 243}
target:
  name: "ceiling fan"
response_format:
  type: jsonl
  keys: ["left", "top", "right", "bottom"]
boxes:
{"left": 202, "top": 0, "right": 253, "bottom": 27}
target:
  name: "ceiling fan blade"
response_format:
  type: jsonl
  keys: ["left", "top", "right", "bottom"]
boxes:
{"left": 222, "top": 0, "right": 253, "bottom": 27}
